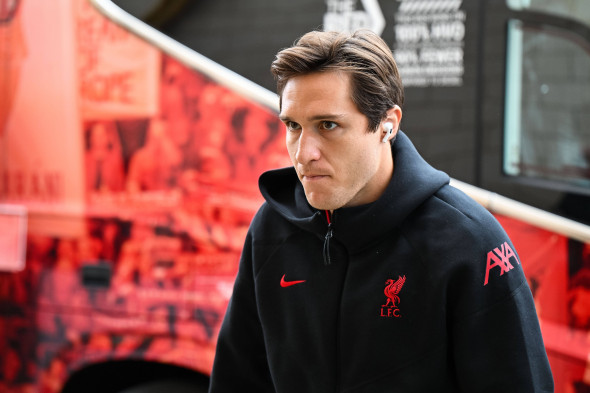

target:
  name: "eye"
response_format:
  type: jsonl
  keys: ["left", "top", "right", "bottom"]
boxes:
{"left": 321, "top": 121, "right": 338, "bottom": 131}
{"left": 285, "top": 121, "right": 301, "bottom": 131}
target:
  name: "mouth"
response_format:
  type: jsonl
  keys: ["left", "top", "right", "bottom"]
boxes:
{"left": 297, "top": 166, "right": 330, "bottom": 183}
{"left": 303, "top": 174, "right": 326, "bottom": 179}
{"left": 301, "top": 174, "right": 329, "bottom": 182}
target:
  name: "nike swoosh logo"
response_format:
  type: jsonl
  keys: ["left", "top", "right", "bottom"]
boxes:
{"left": 280, "top": 274, "right": 306, "bottom": 287}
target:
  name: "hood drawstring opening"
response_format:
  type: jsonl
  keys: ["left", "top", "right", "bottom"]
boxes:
{"left": 323, "top": 210, "right": 334, "bottom": 265}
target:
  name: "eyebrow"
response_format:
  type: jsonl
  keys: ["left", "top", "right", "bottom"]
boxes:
{"left": 279, "top": 113, "right": 347, "bottom": 122}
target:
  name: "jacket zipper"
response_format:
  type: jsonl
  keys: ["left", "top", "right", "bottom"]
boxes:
{"left": 323, "top": 210, "right": 344, "bottom": 391}
{"left": 323, "top": 210, "right": 334, "bottom": 265}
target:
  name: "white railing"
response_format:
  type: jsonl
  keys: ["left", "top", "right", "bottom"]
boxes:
{"left": 90, "top": 0, "right": 590, "bottom": 245}
{"left": 451, "top": 179, "right": 590, "bottom": 243}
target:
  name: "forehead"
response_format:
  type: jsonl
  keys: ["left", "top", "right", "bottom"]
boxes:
{"left": 280, "top": 71, "right": 357, "bottom": 117}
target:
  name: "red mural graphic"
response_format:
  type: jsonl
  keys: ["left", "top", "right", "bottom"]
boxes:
{"left": 0, "top": 1, "right": 290, "bottom": 392}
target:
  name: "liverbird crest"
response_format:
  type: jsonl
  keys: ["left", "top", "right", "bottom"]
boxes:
{"left": 382, "top": 275, "right": 406, "bottom": 307}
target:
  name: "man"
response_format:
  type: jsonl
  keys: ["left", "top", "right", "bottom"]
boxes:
{"left": 209, "top": 30, "right": 553, "bottom": 392}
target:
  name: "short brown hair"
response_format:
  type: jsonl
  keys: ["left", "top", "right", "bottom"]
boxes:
{"left": 270, "top": 29, "right": 404, "bottom": 132}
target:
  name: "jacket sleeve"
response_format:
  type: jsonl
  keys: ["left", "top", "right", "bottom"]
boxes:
{"left": 208, "top": 230, "right": 275, "bottom": 392}
{"left": 449, "top": 232, "right": 554, "bottom": 392}
{"left": 453, "top": 280, "right": 554, "bottom": 392}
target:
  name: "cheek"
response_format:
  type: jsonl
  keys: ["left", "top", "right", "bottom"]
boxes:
{"left": 286, "top": 137, "right": 298, "bottom": 164}
{"left": 349, "top": 144, "right": 382, "bottom": 187}
{"left": 348, "top": 141, "right": 378, "bottom": 171}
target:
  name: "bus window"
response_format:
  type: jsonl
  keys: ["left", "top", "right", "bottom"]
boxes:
{"left": 506, "top": 0, "right": 590, "bottom": 28}
{"left": 503, "top": 19, "right": 590, "bottom": 193}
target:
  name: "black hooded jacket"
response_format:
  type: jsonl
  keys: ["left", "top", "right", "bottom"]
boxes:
{"left": 209, "top": 132, "right": 554, "bottom": 392}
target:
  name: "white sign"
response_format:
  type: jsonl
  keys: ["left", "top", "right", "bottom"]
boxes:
{"left": 323, "top": 0, "right": 385, "bottom": 36}
{"left": 393, "top": 0, "right": 465, "bottom": 87}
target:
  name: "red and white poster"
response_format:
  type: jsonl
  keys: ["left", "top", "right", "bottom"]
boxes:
{"left": 76, "top": 0, "right": 159, "bottom": 120}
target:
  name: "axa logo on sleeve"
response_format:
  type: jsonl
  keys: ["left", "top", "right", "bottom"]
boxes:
{"left": 483, "top": 242, "right": 520, "bottom": 286}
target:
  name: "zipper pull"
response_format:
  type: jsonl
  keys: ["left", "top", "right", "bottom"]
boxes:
{"left": 323, "top": 210, "right": 334, "bottom": 265}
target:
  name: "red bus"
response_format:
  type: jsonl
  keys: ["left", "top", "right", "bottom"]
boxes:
{"left": 1, "top": 0, "right": 590, "bottom": 392}
{"left": 0, "top": 0, "right": 289, "bottom": 391}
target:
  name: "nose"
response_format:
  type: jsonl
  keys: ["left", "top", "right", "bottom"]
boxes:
{"left": 294, "top": 129, "right": 321, "bottom": 165}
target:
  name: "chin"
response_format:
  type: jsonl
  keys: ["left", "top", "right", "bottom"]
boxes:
{"left": 305, "top": 195, "right": 343, "bottom": 211}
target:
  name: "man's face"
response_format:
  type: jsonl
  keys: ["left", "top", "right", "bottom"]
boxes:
{"left": 280, "top": 71, "right": 393, "bottom": 211}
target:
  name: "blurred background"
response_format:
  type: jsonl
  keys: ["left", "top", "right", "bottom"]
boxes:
{"left": 1, "top": 1, "right": 589, "bottom": 392}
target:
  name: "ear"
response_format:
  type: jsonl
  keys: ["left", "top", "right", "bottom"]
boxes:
{"left": 380, "top": 105, "right": 402, "bottom": 143}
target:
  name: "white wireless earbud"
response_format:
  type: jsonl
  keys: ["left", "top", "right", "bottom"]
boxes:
{"left": 382, "top": 122, "right": 394, "bottom": 143}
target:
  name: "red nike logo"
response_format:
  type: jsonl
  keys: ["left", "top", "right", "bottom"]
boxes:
{"left": 280, "top": 274, "right": 306, "bottom": 287}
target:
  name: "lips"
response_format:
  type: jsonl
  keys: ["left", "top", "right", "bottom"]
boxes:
{"left": 302, "top": 174, "right": 327, "bottom": 181}
{"left": 297, "top": 164, "right": 331, "bottom": 184}
{"left": 298, "top": 167, "right": 329, "bottom": 179}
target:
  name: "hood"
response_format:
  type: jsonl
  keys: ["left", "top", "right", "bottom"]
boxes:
{"left": 259, "top": 131, "right": 450, "bottom": 251}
